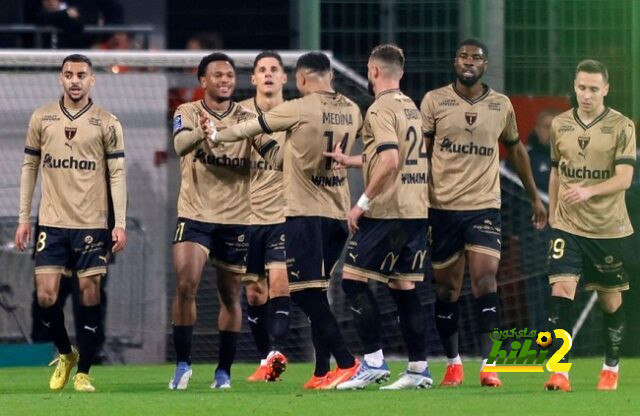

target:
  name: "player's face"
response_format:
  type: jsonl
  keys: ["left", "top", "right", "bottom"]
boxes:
{"left": 59, "top": 61, "right": 95, "bottom": 103}
{"left": 454, "top": 45, "right": 487, "bottom": 87}
{"left": 574, "top": 71, "right": 609, "bottom": 113}
{"left": 252, "top": 57, "right": 287, "bottom": 96}
{"left": 201, "top": 61, "right": 236, "bottom": 102}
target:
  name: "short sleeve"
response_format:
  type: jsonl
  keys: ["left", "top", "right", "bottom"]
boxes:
{"left": 499, "top": 101, "right": 519, "bottom": 146}
{"left": 104, "top": 115, "right": 125, "bottom": 159}
{"left": 173, "top": 104, "right": 197, "bottom": 137}
{"left": 24, "top": 112, "right": 42, "bottom": 157}
{"left": 614, "top": 119, "right": 636, "bottom": 166}
{"left": 368, "top": 106, "right": 398, "bottom": 153}
{"left": 419, "top": 92, "right": 435, "bottom": 138}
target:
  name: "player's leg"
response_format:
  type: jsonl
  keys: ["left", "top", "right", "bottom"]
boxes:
{"left": 303, "top": 317, "right": 333, "bottom": 389}
{"left": 34, "top": 226, "right": 78, "bottom": 391}
{"left": 213, "top": 268, "right": 243, "bottom": 389}
{"left": 169, "top": 240, "right": 208, "bottom": 389}
{"left": 429, "top": 209, "right": 466, "bottom": 386}
{"left": 74, "top": 273, "right": 102, "bottom": 392}
{"left": 590, "top": 237, "right": 631, "bottom": 391}
{"left": 596, "top": 291, "right": 623, "bottom": 390}
{"left": 244, "top": 278, "right": 271, "bottom": 381}
{"left": 265, "top": 266, "right": 290, "bottom": 381}
{"left": 339, "top": 218, "right": 388, "bottom": 389}
{"left": 381, "top": 219, "right": 431, "bottom": 390}
{"left": 544, "top": 230, "right": 581, "bottom": 392}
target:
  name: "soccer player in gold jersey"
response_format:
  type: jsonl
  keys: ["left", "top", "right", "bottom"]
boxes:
{"left": 213, "top": 52, "right": 363, "bottom": 389}
{"left": 544, "top": 60, "right": 635, "bottom": 392}
{"left": 240, "top": 51, "right": 291, "bottom": 382}
{"left": 15, "top": 54, "right": 127, "bottom": 392}
{"left": 169, "top": 53, "right": 253, "bottom": 390}
{"left": 420, "top": 39, "right": 546, "bottom": 387}
{"left": 325, "top": 44, "right": 432, "bottom": 390}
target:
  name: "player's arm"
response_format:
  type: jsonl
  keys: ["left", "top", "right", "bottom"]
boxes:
{"left": 252, "top": 135, "right": 284, "bottom": 170}
{"left": 15, "top": 113, "right": 42, "bottom": 251}
{"left": 563, "top": 121, "right": 636, "bottom": 204}
{"left": 548, "top": 166, "right": 559, "bottom": 227}
{"left": 216, "top": 99, "right": 300, "bottom": 143}
{"left": 503, "top": 106, "right": 547, "bottom": 229}
{"left": 173, "top": 108, "right": 215, "bottom": 156}
{"left": 105, "top": 118, "right": 127, "bottom": 252}
{"left": 348, "top": 107, "right": 399, "bottom": 233}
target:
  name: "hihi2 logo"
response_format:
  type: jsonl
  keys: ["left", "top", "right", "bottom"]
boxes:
{"left": 483, "top": 328, "right": 572, "bottom": 373}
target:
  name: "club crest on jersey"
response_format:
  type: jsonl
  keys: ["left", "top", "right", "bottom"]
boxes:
{"left": 65, "top": 127, "right": 77, "bottom": 140}
{"left": 465, "top": 112, "right": 477, "bottom": 125}
{"left": 578, "top": 135, "right": 590, "bottom": 150}
{"left": 173, "top": 115, "right": 182, "bottom": 133}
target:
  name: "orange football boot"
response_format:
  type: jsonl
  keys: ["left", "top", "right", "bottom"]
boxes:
{"left": 597, "top": 370, "right": 618, "bottom": 391}
{"left": 545, "top": 372, "right": 572, "bottom": 392}
{"left": 440, "top": 364, "right": 464, "bottom": 387}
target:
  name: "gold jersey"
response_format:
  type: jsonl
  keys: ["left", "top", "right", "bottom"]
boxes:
{"left": 551, "top": 107, "right": 636, "bottom": 238}
{"left": 173, "top": 100, "right": 253, "bottom": 225}
{"left": 257, "top": 91, "right": 363, "bottom": 219}
{"left": 239, "top": 98, "right": 286, "bottom": 225}
{"left": 361, "top": 89, "right": 428, "bottom": 219}
{"left": 20, "top": 99, "right": 126, "bottom": 229}
{"left": 420, "top": 84, "right": 519, "bottom": 210}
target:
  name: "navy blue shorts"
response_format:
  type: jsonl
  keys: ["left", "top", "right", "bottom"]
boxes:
{"left": 429, "top": 208, "right": 501, "bottom": 269}
{"left": 173, "top": 217, "right": 248, "bottom": 273}
{"left": 244, "top": 223, "right": 287, "bottom": 281}
{"left": 34, "top": 226, "right": 110, "bottom": 278}
{"left": 343, "top": 217, "right": 428, "bottom": 283}
{"left": 548, "top": 228, "right": 631, "bottom": 292}
{"left": 284, "top": 216, "right": 348, "bottom": 291}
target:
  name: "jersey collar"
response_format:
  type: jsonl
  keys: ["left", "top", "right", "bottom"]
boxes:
{"left": 451, "top": 83, "right": 490, "bottom": 105}
{"left": 59, "top": 97, "right": 93, "bottom": 121}
{"left": 201, "top": 99, "right": 235, "bottom": 120}
{"left": 572, "top": 107, "right": 610, "bottom": 130}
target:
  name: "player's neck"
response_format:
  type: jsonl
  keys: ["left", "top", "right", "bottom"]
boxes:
{"left": 255, "top": 93, "right": 284, "bottom": 112}
{"left": 62, "top": 95, "right": 90, "bottom": 110}
{"left": 204, "top": 95, "right": 232, "bottom": 112}
{"left": 454, "top": 79, "right": 485, "bottom": 101}
{"left": 307, "top": 81, "right": 334, "bottom": 95}
{"left": 375, "top": 81, "right": 400, "bottom": 98}
{"left": 577, "top": 104, "right": 606, "bottom": 124}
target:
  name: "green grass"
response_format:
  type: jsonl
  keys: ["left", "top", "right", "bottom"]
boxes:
{"left": 1, "top": 359, "right": 639, "bottom": 415}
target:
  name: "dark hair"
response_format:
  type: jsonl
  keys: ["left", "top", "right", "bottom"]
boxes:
{"left": 61, "top": 54, "right": 93, "bottom": 71}
{"left": 370, "top": 44, "right": 405, "bottom": 69}
{"left": 456, "top": 38, "right": 488, "bottom": 58}
{"left": 197, "top": 52, "right": 236, "bottom": 79}
{"left": 575, "top": 59, "right": 608, "bottom": 83}
{"left": 295, "top": 52, "right": 331, "bottom": 74}
{"left": 253, "top": 50, "right": 284, "bottom": 72}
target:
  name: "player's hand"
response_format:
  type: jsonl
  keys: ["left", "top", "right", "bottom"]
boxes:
{"left": 111, "top": 227, "right": 127, "bottom": 253}
{"left": 14, "top": 223, "right": 31, "bottom": 252}
{"left": 563, "top": 186, "right": 594, "bottom": 205}
{"left": 323, "top": 142, "right": 348, "bottom": 169}
{"left": 347, "top": 205, "right": 365, "bottom": 234}
{"left": 531, "top": 198, "right": 547, "bottom": 230}
{"left": 199, "top": 113, "right": 214, "bottom": 139}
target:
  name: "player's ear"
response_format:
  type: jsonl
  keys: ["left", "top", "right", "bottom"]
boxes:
{"left": 251, "top": 73, "right": 257, "bottom": 87}
{"left": 282, "top": 71, "right": 288, "bottom": 84}
{"left": 603, "top": 82, "right": 609, "bottom": 97}
{"left": 199, "top": 75, "right": 206, "bottom": 89}
{"left": 89, "top": 73, "right": 96, "bottom": 87}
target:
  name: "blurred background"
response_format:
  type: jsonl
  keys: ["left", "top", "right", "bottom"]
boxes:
{"left": 0, "top": 0, "right": 638, "bottom": 367}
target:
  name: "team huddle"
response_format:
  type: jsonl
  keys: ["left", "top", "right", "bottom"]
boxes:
{"left": 15, "top": 38, "right": 635, "bottom": 393}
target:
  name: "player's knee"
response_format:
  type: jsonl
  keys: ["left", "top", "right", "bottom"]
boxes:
{"left": 436, "top": 284, "right": 460, "bottom": 303}
{"left": 245, "top": 286, "right": 267, "bottom": 306}
{"left": 176, "top": 279, "right": 198, "bottom": 301}
{"left": 472, "top": 274, "right": 497, "bottom": 296}
{"left": 36, "top": 289, "right": 57, "bottom": 307}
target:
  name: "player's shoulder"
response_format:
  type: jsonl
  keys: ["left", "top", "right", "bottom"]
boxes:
{"left": 485, "top": 88, "right": 513, "bottom": 107}
{"left": 604, "top": 107, "right": 633, "bottom": 128}
{"left": 175, "top": 100, "right": 202, "bottom": 115}
{"left": 233, "top": 100, "right": 258, "bottom": 120}
{"left": 32, "top": 100, "right": 60, "bottom": 118}
{"left": 238, "top": 97, "right": 256, "bottom": 113}
{"left": 552, "top": 109, "right": 575, "bottom": 127}
{"left": 421, "top": 84, "right": 454, "bottom": 103}
{"left": 88, "top": 101, "right": 120, "bottom": 124}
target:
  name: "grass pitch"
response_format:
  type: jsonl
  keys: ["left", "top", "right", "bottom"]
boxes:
{"left": 1, "top": 358, "right": 639, "bottom": 416}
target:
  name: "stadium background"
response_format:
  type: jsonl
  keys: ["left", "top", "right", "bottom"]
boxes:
{"left": 0, "top": 0, "right": 639, "bottom": 368}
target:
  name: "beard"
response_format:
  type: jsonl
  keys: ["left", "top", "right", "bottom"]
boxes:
{"left": 456, "top": 68, "right": 483, "bottom": 87}
{"left": 367, "top": 80, "right": 375, "bottom": 96}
